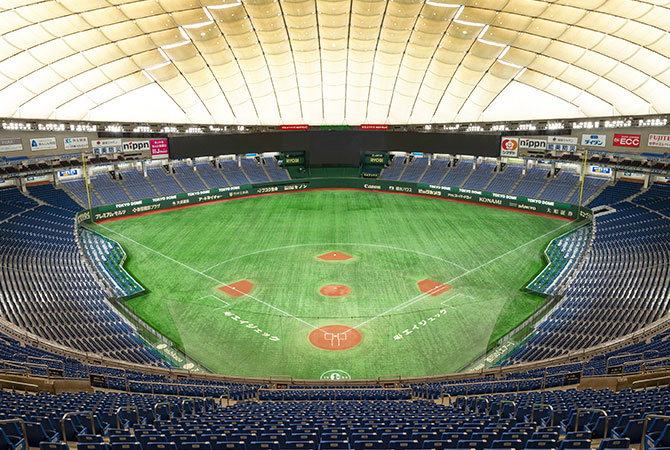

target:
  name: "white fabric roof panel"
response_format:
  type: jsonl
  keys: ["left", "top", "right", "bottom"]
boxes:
{"left": 0, "top": 0, "right": 668, "bottom": 124}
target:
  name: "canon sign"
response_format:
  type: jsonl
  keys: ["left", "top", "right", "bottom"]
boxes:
{"left": 122, "top": 141, "right": 150, "bottom": 152}
{"left": 613, "top": 134, "right": 640, "bottom": 148}
{"left": 519, "top": 138, "right": 547, "bottom": 150}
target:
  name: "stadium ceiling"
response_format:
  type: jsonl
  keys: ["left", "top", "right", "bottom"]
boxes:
{"left": 1, "top": 1, "right": 670, "bottom": 126}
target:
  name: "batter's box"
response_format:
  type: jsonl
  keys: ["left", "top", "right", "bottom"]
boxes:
{"left": 199, "top": 295, "right": 230, "bottom": 309}
{"left": 440, "top": 293, "right": 474, "bottom": 307}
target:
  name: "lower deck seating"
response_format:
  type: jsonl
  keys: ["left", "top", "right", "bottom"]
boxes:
{"left": 240, "top": 158, "right": 270, "bottom": 184}
{"left": 541, "top": 171, "right": 580, "bottom": 203}
{"left": 147, "top": 167, "right": 184, "bottom": 196}
{"left": 172, "top": 165, "right": 207, "bottom": 192}
{"left": 380, "top": 156, "right": 406, "bottom": 180}
{"left": 1, "top": 386, "right": 668, "bottom": 450}
{"left": 588, "top": 180, "right": 643, "bottom": 208}
{"left": 263, "top": 157, "right": 290, "bottom": 181}
{"left": 486, "top": 165, "right": 523, "bottom": 194}
{"left": 399, "top": 157, "right": 429, "bottom": 182}
{"left": 440, "top": 160, "right": 473, "bottom": 187}
{"left": 566, "top": 177, "right": 607, "bottom": 205}
{"left": 462, "top": 162, "right": 496, "bottom": 190}
{"left": 419, "top": 158, "right": 450, "bottom": 184}
{"left": 119, "top": 170, "right": 158, "bottom": 200}
{"left": 219, "top": 160, "right": 250, "bottom": 186}
{"left": 195, "top": 162, "right": 230, "bottom": 188}
{"left": 0, "top": 186, "right": 165, "bottom": 366}
{"left": 507, "top": 196, "right": 670, "bottom": 363}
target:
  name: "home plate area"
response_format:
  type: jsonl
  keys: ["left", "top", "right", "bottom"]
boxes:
{"left": 309, "top": 325, "right": 362, "bottom": 351}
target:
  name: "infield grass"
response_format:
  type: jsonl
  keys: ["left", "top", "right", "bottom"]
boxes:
{"left": 90, "top": 189, "right": 574, "bottom": 379}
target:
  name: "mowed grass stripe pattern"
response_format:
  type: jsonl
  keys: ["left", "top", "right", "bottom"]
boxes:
{"left": 92, "top": 190, "right": 572, "bottom": 379}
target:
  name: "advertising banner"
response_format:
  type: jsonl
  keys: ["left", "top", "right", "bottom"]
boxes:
{"left": 30, "top": 137, "right": 57, "bottom": 151}
{"left": 64, "top": 136, "right": 89, "bottom": 150}
{"left": 92, "top": 139, "right": 122, "bottom": 155}
{"left": 581, "top": 134, "right": 606, "bottom": 147}
{"left": 58, "top": 168, "right": 79, "bottom": 178}
{"left": 590, "top": 166, "right": 611, "bottom": 175}
{"left": 84, "top": 178, "right": 591, "bottom": 223}
{"left": 361, "top": 125, "right": 389, "bottom": 130}
{"left": 548, "top": 143, "right": 576, "bottom": 152}
{"left": 648, "top": 134, "right": 670, "bottom": 148}
{"left": 548, "top": 136, "right": 578, "bottom": 145}
{"left": 0, "top": 138, "right": 22, "bottom": 152}
{"left": 93, "top": 139, "right": 122, "bottom": 148}
{"left": 500, "top": 138, "right": 519, "bottom": 157}
{"left": 613, "top": 134, "right": 641, "bottom": 148}
{"left": 150, "top": 139, "right": 169, "bottom": 159}
{"left": 519, "top": 138, "right": 547, "bottom": 150}
{"left": 280, "top": 125, "right": 309, "bottom": 130}
{"left": 122, "top": 140, "right": 150, "bottom": 152}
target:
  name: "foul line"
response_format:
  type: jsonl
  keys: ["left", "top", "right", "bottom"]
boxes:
{"left": 353, "top": 221, "right": 575, "bottom": 329}
{"left": 96, "top": 224, "right": 319, "bottom": 330}
{"left": 202, "top": 242, "right": 468, "bottom": 273}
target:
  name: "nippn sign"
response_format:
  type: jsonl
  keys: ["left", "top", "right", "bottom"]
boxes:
{"left": 500, "top": 138, "right": 518, "bottom": 157}
{"left": 122, "top": 140, "right": 150, "bottom": 152}
{"left": 519, "top": 138, "right": 547, "bottom": 150}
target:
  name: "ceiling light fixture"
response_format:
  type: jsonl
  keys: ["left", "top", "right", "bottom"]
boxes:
{"left": 209, "top": 2, "right": 242, "bottom": 9}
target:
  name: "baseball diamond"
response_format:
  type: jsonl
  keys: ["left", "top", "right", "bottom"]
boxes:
{"left": 91, "top": 189, "right": 576, "bottom": 379}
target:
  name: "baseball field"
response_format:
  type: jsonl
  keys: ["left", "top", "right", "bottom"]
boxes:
{"left": 90, "top": 189, "right": 576, "bottom": 379}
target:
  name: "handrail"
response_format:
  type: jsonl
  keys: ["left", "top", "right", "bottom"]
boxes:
{"left": 0, "top": 419, "right": 27, "bottom": 450}
{"left": 440, "top": 392, "right": 452, "bottom": 406}
{"left": 622, "top": 356, "right": 670, "bottom": 375}
{"left": 219, "top": 393, "right": 230, "bottom": 407}
{"left": 181, "top": 399, "right": 194, "bottom": 417}
{"left": 116, "top": 405, "right": 139, "bottom": 429}
{"left": 498, "top": 400, "right": 517, "bottom": 418}
{"left": 642, "top": 414, "right": 670, "bottom": 450}
{"left": 574, "top": 408, "right": 607, "bottom": 432}
{"left": 631, "top": 375, "right": 670, "bottom": 391}
{"left": 531, "top": 403, "right": 555, "bottom": 426}
{"left": 255, "top": 386, "right": 413, "bottom": 401}
{"left": 0, "top": 378, "right": 40, "bottom": 392}
{"left": 62, "top": 411, "right": 94, "bottom": 440}
{"left": 606, "top": 353, "right": 643, "bottom": 372}
{"left": 475, "top": 398, "right": 490, "bottom": 415}
{"left": 153, "top": 402, "right": 172, "bottom": 419}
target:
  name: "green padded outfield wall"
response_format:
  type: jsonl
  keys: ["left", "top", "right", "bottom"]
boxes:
{"left": 82, "top": 178, "right": 593, "bottom": 223}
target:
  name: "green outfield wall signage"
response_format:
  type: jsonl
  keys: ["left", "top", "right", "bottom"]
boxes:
{"left": 80, "top": 178, "right": 592, "bottom": 223}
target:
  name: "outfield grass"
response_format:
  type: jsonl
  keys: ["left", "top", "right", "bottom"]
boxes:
{"left": 90, "top": 190, "right": 574, "bottom": 379}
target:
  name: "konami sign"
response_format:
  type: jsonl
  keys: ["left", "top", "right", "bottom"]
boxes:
{"left": 613, "top": 134, "right": 641, "bottom": 148}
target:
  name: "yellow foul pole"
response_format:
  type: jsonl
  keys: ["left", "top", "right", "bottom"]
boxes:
{"left": 577, "top": 149, "right": 588, "bottom": 219}
{"left": 82, "top": 152, "right": 95, "bottom": 223}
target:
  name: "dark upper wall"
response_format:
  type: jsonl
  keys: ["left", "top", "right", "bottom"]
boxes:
{"left": 168, "top": 131, "right": 502, "bottom": 166}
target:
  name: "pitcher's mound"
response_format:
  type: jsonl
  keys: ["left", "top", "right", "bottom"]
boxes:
{"left": 417, "top": 279, "right": 452, "bottom": 296}
{"left": 309, "top": 325, "right": 362, "bottom": 351}
{"left": 318, "top": 251, "right": 353, "bottom": 261}
{"left": 218, "top": 280, "right": 253, "bottom": 297}
{"left": 320, "top": 284, "right": 351, "bottom": 297}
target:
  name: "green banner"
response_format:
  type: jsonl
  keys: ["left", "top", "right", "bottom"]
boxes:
{"left": 364, "top": 153, "right": 389, "bottom": 166}
{"left": 81, "top": 178, "right": 592, "bottom": 223}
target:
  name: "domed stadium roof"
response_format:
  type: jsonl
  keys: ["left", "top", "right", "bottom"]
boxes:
{"left": 1, "top": 0, "right": 669, "bottom": 125}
